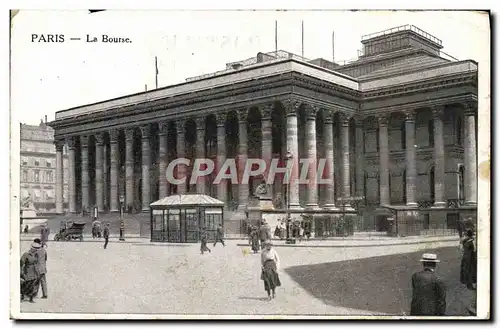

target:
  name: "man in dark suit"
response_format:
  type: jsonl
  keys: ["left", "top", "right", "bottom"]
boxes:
{"left": 103, "top": 223, "right": 110, "bottom": 249}
{"left": 33, "top": 238, "right": 47, "bottom": 299}
{"left": 40, "top": 224, "right": 49, "bottom": 247}
{"left": 410, "top": 253, "right": 447, "bottom": 316}
{"left": 213, "top": 224, "right": 225, "bottom": 247}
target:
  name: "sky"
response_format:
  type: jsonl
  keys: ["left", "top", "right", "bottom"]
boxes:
{"left": 10, "top": 10, "right": 489, "bottom": 125}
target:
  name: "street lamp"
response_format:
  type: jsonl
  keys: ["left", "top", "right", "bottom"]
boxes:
{"left": 119, "top": 195, "right": 125, "bottom": 241}
{"left": 284, "top": 151, "right": 294, "bottom": 244}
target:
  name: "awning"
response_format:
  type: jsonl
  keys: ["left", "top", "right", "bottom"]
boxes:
{"left": 150, "top": 194, "right": 225, "bottom": 208}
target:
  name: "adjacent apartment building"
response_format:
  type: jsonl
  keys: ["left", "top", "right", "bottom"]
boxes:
{"left": 20, "top": 119, "right": 69, "bottom": 213}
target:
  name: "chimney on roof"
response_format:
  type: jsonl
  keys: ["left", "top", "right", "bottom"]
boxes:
{"left": 45, "top": 115, "right": 47, "bottom": 123}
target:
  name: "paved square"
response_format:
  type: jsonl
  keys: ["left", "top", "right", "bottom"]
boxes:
{"left": 18, "top": 239, "right": 473, "bottom": 316}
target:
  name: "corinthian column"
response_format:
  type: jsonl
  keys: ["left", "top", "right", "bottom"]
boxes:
{"left": 323, "top": 110, "right": 337, "bottom": 209}
{"left": 216, "top": 112, "right": 227, "bottom": 203}
{"left": 158, "top": 121, "right": 169, "bottom": 199}
{"left": 110, "top": 129, "right": 120, "bottom": 212}
{"left": 261, "top": 104, "right": 273, "bottom": 193}
{"left": 176, "top": 120, "right": 188, "bottom": 194}
{"left": 237, "top": 109, "right": 249, "bottom": 210}
{"left": 283, "top": 99, "right": 300, "bottom": 209}
{"left": 94, "top": 133, "right": 104, "bottom": 212}
{"left": 55, "top": 140, "right": 64, "bottom": 213}
{"left": 405, "top": 110, "right": 417, "bottom": 207}
{"left": 354, "top": 117, "right": 365, "bottom": 199}
{"left": 378, "top": 115, "right": 390, "bottom": 205}
{"left": 305, "top": 104, "right": 318, "bottom": 209}
{"left": 432, "top": 106, "right": 446, "bottom": 207}
{"left": 195, "top": 117, "right": 206, "bottom": 194}
{"left": 66, "top": 138, "right": 76, "bottom": 213}
{"left": 464, "top": 103, "right": 477, "bottom": 206}
{"left": 140, "top": 125, "right": 151, "bottom": 211}
{"left": 80, "top": 135, "right": 90, "bottom": 212}
{"left": 339, "top": 113, "right": 353, "bottom": 209}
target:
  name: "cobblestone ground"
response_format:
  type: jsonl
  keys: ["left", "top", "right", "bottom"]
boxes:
{"left": 18, "top": 239, "right": 471, "bottom": 316}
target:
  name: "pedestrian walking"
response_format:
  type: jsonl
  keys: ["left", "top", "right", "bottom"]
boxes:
{"left": 250, "top": 226, "right": 260, "bottom": 253}
{"left": 23, "top": 225, "right": 29, "bottom": 234}
{"left": 20, "top": 242, "right": 41, "bottom": 303}
{"left": 259, "top": 221, "right": 272, "bottom": 246}
{"left": 260, "top": 240, "right": 281, "bottom": 300}
{"left": 33, "top": 238, "right": 48, "bottom": 299}
{"left": 298, "top": 225, "right": 304, "bottom": 243}
{"left": 40, "top": 223, "right": 49, "bottom": 247}
{"left": 200, "top": 228, "right": 211, "bottom": 255}
{"left": 460, "top": 229, "right": 477, "bottom": 290}
{"left": 103, "top": 223, "right": 110, "bottom": 249}
{"left": 213, "top": 224, "right": 226, "bottom": 247}
{"left": 410, "top": 253, "right": 446, "bottom": 316}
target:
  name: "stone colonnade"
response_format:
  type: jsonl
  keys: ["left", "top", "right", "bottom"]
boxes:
{"left": 53, "top": 100, "right": 478, "bottom": 213}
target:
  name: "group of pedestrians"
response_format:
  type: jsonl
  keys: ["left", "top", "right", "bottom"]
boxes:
{"left": 248, "top": 220, "right": 272, "bottom": 253}
{"left": 20, "top": 238, "right": 48, "bottom": 303}
{"left": 200, "top": 224, "right": 225, "bottom": 255}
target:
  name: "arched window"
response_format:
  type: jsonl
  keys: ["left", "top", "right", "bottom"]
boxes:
{"left": 456, "top": 117, "right": 463, "bottom": 146}
{"left": 428, "top": 120, "right": 434, "bottom": 147}
{"left": 430, "top": 167, "right": 435, "bottom": 202}
{"left": 458, "top": 165, "right": 465, "bottom": 200}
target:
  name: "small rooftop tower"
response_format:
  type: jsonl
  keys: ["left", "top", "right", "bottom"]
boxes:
{"left": 360, "top": 25, "right": 443, "bottom": 58}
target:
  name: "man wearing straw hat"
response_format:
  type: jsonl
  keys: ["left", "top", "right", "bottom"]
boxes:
{"left": 410, "top": 253, "right": 447, "bottom": 316}
{"left": 20, "top": 241, "right": 42, "bottom": 303}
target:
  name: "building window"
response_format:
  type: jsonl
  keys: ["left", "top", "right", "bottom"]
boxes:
{"left": 458, "top": 165, "right": 465, "bottom": 200}
{"left": 46, "top": 171, "right": 53, "bottom": 183}
{"left": 34, "top": 171, "right": 40, "bottom": 183}
{"left": 34, "top": 160, "right": 40, "bottom": 166}
{"left": 22, "top": 160, "right": 28, "bottom": 166}
{"left": 22, "top": 170, "right": 28, "bottom": 182}
{"left": 46, "top": 162, "right": 52, "bottom": 168}
{"left": 456, "top": 116, "right": 463, "bottom": 146}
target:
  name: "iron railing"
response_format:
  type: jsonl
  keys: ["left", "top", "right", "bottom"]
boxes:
{"left": 361, "top": 25, "right": 442, "bottom": 46}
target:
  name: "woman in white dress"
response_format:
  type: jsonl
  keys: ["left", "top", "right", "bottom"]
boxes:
{"left": 260, "top": 240, "right": 281, "bottom": 300}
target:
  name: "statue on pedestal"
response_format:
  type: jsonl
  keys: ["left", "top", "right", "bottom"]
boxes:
{"left": 254, "top": 182, "right": 269, "bottom": 198}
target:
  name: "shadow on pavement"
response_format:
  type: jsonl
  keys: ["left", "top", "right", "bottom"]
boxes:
{"left": 238, "top": 296, "right": 270, "bottom": 302}
{"left": 284, "top": 246, "right": 476, "bottom": 316}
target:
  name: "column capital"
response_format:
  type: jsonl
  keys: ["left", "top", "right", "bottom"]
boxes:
{"left": 282, "top": 99, "right": 301, "bottom": 117}
{"left": 195, "top": 117, "right": 205, "bottom": 131}
{"left": 216, "top": 112, "right": 227, "bottom": 127}
{"left": 464, "top": 102, "right": 477, "bottom": 116}
{"left": 323, "top": 109, "right": 335, "bottom": 124}
{"left": 54, "top": 139, "right": 65, "bottom": 152}
{"left": 80, "top": 135, "right": 89, "bottom": 148}
{"left": 354, "top": 115, "right": 364, "bottom": 127}
{"left": 95, "top": 132, "right": 104, "bottom": 146}
{"left": 304, "top": 104, "right": 318, "bottom": 120}
{"left": 158, "top": 121, "right": 169, "bottom": 135}
{"left": 260, "top": 104, "right": 273, "bottom": 120}
{"left": 339, "top": 112, "right": 352, "bottom": 126}
{"left": 377, "top": 114, "right": 389, "bottom": 127}
{"left": 404, "top": 110, "right": 416, "bottom": 122}
{"left": 432, "top": 106, "right": 445, "bottom": 119}
{"left": 66, "top": 137, "right": 76, "bottom": 150}
{"left": 125, "top": 128, "right": 135, "bottom": 141}
{"left": 237, "top": 108, "right": 248, "bottom": 123}
{"left": 140, "top": 125, "right": 150, "bottom": 139}
{"left": 175, "top": 119, "right": 186, "bottom": 133}
{"left": 110, "top": 129, "right": 120, "bottom": 142}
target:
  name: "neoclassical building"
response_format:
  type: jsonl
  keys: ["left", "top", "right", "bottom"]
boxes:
{"left": 49, "top": 25, "right": 478, "bottom": 231}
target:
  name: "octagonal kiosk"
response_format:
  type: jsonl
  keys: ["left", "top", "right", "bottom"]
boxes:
{"left": 149, "top": 194, "right": 225, "bottom": 243}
